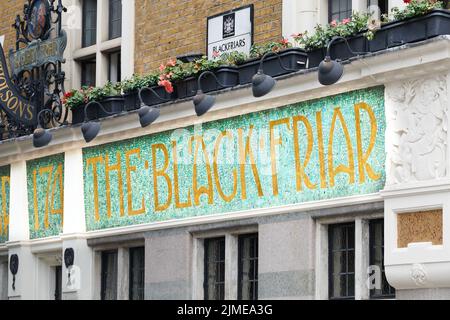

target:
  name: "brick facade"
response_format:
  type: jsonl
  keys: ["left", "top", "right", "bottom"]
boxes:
{"left": 134, "top": 0, "right": 283, "bottom": 75}
{"left": 0, "top": 0, "right": 23, "bottom": 55}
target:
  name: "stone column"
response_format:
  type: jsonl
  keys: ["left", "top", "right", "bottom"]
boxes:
{"left": 61, "top": 149, "right": 94, "bottom": 300}
{"left": 7, "top": 161, "right": 36, "bottom": 300}
{"left": 383, "top": 73, "right": 450, "bottom": 299}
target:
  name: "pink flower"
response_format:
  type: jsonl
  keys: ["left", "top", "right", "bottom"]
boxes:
{"left": 330, "top": 20, "right": 337, "bottom": 27}
{"left": 158, "top": 80, "right": 174, "bottom": 94}
{"left": 159, "top": 64, "right": 166, "bottom": 72}
{"left": 212, "top": 50, "right": 220, "bottom": 58}
{"left": 342, "top": 18, "right": 351, "bottom": 24}
{"left": 167, "top": 58, "right": 177, "bottom": 67}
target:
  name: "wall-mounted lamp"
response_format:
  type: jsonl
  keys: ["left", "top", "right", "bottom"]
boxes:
{"left": 9, "top": 254, "right": 19, "bottom": 291}
{"left": 80, "top": 101, "right": 112, "bottom": 143}
{"left": 252, "top": 52, "right": 301, "bottom": 98}
{"left": 137, "top": 87, "right": 170, "bottom": 127}
{"left": 193, "top": 71, "right": 232, "bottom": 117}
{"left": 318, "top": 36, "right": 367, "bottom": 86}
{"left": 33, "top": 109, "right": 57, "bottom": 148}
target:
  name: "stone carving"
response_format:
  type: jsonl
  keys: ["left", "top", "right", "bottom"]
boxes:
{"left": 386, "top": 76, "right": 448, "bottom": 185}
{"left": 411, "top": 263, "right": 427, "bottom": 286}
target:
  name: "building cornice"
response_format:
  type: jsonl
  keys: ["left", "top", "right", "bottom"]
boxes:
{"left": 1, "top": 36, "right": 450, "bottom": 165}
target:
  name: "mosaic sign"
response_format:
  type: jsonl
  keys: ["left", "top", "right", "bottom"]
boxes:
{"left": 0, "top": 166, "right": 10, "bottom": 244}
{"left": 27, "top": 154, "right": 64, "bottom": 239}
{"left": 83, "top": 86, "right": 386, "bottom": 231}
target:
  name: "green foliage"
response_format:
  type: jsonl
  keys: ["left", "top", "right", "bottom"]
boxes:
{"left": 390, "top": 0, "right": 443, "bottom": 21}
{"left": 293, "top": 12, "right": 373, "bottom": 51}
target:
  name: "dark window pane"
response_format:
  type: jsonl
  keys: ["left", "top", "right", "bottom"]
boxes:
{"left": 370, "top": 219, "right": 396, "bottom": 299}
{"left": 368, "top": 0, "right": 389, "bottom": 16}
{"left": 238, "top": 233, "right": 258, "bottom": 300}
{"left": 329, "top": 223, "right": 355, "bottom": 300}
{"left": 101, "top": 250, "right": 118, "bottom": 300}
{"left": 82, "top": 0, "right": 97, "bottom": 47}
{"left": 109, "top": 0, "right": 122, "bottom": 40}
{"left": 108, "top": 51, "right": 121, "bottom": 83}
{"left": 329, "top": 0, "right": 352, "bottom": 22}
{"left": 54, "top": 266, "right": 62, "bottom": 300}
{"left": 81, "top": 58, "right": 96, "bottom": 87}
{"left": 204, "top": 237, "right": 225, "bottom": 300}
{"left": 129, "top": 247, "right": 145, "bottom": 300}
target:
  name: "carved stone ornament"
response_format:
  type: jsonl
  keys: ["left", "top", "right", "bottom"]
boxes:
{"left": 386, "top": 75, "right": 448, "bottom": 185}
{"left": 410, "top": 263, "right": 428, "bottom": 286}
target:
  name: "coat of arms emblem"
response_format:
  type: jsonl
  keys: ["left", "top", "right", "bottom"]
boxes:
{"left": 223, "top": 13, "right": 235, "bottom": 38}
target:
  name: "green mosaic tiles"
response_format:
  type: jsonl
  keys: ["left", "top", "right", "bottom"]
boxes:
{"left": 83, "top": 86, "right": 386, "bottom": 231}
{"left": 27, "top": 154, "right": 64, "bottom": 239}
{"left": 0, "top": 165, "right": 10, "bottom": 243}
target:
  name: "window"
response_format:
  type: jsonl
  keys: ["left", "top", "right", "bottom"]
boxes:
{"left": 204, "top": 237, "right": 225, "bottom": 300}
{"left": 368, "top": 0, "right": 388, "bottom": 17}
{"left": 129, "top": 247, "right": 145, "bottom": 300}
{"left": 54, "top": 266, "right": 62, "bottom": 300}
{"left": 81, "top": 58, "right": 96, "bottom": 87}
{"left": 329, "top": 0, "right": 352, "bottom": 22}
{"left": 82, "top": 0, "right": 97, "bottom": 47}
{"left": 329, "top": 223, "right": 355, "bottom": 300}
{"left": 109, "top": 0, "right": 122, "bottom": 40}
{"left": 108, "top": 51, "right": 121, "bottom": 83}
{"left": 0, "top": 260, "right": 7, "bottom": 300}
{"left": 101, "top": 250, "right": 118, "bottom": 300}
{"left": 238, "top": 234, "right": 258, "bottom": 300}
{"left": 369, "top": 219, "right": 395, "bottom": 299}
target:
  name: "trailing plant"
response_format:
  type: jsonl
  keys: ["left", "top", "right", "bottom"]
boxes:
{"left": 389, "top": 0, "right": 443, "bottom": 21}
{"left": 292, "top": 12, "right": 374, "bottom": 51}
{"left": 121, "top": 73, "right": 159, "bottom": 93}
{"left": 62, "top": 87, "right": 90, "bottom": 110}
{"left": 250, "top": 38, "right": 293, "bottom": 58}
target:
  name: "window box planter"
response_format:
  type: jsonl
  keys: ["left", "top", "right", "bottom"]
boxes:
{"left": 123, "top": 90, "right": 140, "bottom": 111}
{"left": 97, "top": 96, "right": 125, "bottom": 118}
{"left": 71, "top": 105, "right": 87, "bottom": 125}
{"left": 238, "top": 48, "right": 308, "bottom": 85}
{"left": 307, "top": 34, "right": 368, "bottom": 68}
{"left": 175, "top": 66, "right": 240, "bottom": 99}
{"left": 201, "top": 66, "right": 240, "bottom": 93}
{"left": 175, "top": 77, "right": 197, "bottom": 99}
{"left": 140, "top": 85, "right": 177, "bottom": 106}
{"left": 368, "top": 9, "right": 450, "bottom": 52}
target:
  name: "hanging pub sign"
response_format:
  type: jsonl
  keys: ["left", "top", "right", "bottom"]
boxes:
{"left": 207, "top": 5, "right": 253, "bottom": 60}
{"left": 9, "top": 30, "right": 67, "bottom": 77}
{"left": 0, "top": 43, "right": 36, "bottom": 125}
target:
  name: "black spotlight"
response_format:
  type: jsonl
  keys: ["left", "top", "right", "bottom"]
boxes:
{"left": 318, "top": 36, "right": 367, "bottom": 86}
{"left": 252, "top": 70, "right": 276, "bottom": 98}
{"left": 33, "top": 127, "right": 53, "bottom": 148}
{"left": 193, "top": 90, "right": 216, "bottom": 116}
{"left": 138, "top": 105, "right": 160, "bottom": 128}
{"left": 251, "top": 52, "right": 298, "bottom": 98}
{"left": 318, "top": 57, "right": 344, "bottom": 86}
{"left": 137, "top": 87, "right": 171, "bottom": 127}
{"left": 81, "top": 121, "right": 101, "bottom": 143}
{"left": 32, "top": 109, "right": 56, "bottom": 148}
{"left": 192, "top": 71, "right": 231, "bottom": 117}
{"left": 80, "top": 101, "right": 114, "bottom": 143}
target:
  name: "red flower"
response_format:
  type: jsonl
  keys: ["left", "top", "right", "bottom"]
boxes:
{"left": 403, "top": 0, "right": 411, "bottom": 3}
{"left": 342, "top": 18, "right": 351, "bottom": 24}
{"left": 159, "top": 64, "right": 166, "bottom": 72}
{"left": 64, "top": 91, "right": 73, "bottom": 99}
{"left": 158, "top": 80, "right": 174, "bottom": 94}
{"left": 280, "top": 37, "right": 289, "bottom": 46}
